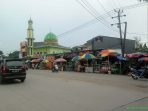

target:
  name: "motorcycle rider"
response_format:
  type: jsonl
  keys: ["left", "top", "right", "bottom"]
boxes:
{"left": 52, "top": 63, "right": 58, "bottom": 72}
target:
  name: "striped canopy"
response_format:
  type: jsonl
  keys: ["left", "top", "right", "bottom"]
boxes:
{"left": 81, "top": 54, "right": 96, "bottom": 60}
{"left": 100, "top": 49, "right": 118, "bottom": 57}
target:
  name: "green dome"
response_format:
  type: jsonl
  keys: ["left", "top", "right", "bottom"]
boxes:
{"left": 44, "top": 32, "right": 57, "bottom": 41}
{"left": 44, "top": 32, "right": 58, "bottom": 45}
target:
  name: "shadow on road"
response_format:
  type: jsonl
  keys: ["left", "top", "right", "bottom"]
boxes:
{"left": 0, "top": 79, "right": 24, "bottom": 85}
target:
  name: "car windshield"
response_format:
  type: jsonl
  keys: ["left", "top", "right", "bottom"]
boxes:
{"left": 6, "top": 61, "right": 24, "bottom": 66}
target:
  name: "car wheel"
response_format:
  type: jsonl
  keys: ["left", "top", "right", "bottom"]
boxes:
{"left": 20, "top": 78, "right": 26, "bottom": 82}
{"left": 0, "top": 76, "right": 4, "bottom": 84}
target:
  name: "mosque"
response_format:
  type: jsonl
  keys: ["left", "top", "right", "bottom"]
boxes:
{"left": 20, "top": 18, "right": 71, "bottom": 58}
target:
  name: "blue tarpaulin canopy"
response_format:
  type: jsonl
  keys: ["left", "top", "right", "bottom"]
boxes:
{"left": 117, "top": 55, "right": 128, "bottom": 61}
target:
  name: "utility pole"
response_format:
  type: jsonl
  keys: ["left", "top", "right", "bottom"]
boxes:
{"left": 139, "top": 0, "right": 148, "bottom": 46}
{"left": 123, "top": 22, "right": 127, "bottom": 57}
{"left": 91, "top": 38, "right": 95, "bottom": 73}
{"left": 111, "top": 9, "right": 126, "bottom": 57}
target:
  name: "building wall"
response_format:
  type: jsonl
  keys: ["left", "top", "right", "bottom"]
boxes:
{"left": 33, "top": 47, "right": 71, "bottom": 57}
{"left": 20, "top": 41, "right": 28, "bottom": 57}
{"left": 49, "top": 47, "right": 71, "bottom": 54}
{"left": 33, "top": 48, "right": 47, "bottom": 56}
{"left": 85, "top": 36, "right": 135, "bottom": 53}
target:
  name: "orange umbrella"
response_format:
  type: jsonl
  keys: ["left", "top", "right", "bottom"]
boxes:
{"left": 100, "top": 49, "right": 118, "bottom": 57}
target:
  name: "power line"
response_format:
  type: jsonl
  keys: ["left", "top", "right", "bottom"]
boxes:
{"left": 80, "top": 0, "right": 111, "bottom": 24}
{"left": 118, "top": 2, "right": 147, "bottom": 10}
{"left": 57, "top": 7, "right": 115, "bottom": 37}
{"left": 77, "top": 0, "right": 118, "bottom": 33}
{"left": 96, "top": 0, "right": 112, "bottom": 17}
{"left": 127, "top": 32, "right": 147, "bottom": 36}
{"left": 79, "top": 0, "right": 147, "bottom": 35}
{"left": 57, "top": 19, "right": 98, "bottom": 37}
{"left": 79, "top": 0, "right": 122, "bottom": 33}
{"left": 57, "top": 16, "right": 147, "bottom": 38}
{"left": 57, "top": 0, "right": 117, "bottom": 38}
{"left": 77, "top": 0, "right": 109, "bottom": 25}
{"left": 58, "top": 2, "right": 147, "bottom": 38}
{"left": 96, "top": 0, "right": 119, "bottom": 29}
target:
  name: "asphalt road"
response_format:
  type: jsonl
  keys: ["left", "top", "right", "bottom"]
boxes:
{"left": 0, "top": 70, "right": 148, "bottom": 111}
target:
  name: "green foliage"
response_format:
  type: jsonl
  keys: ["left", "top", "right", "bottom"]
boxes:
{"left": 0, "top": 50, "right": 3, "bottom": 55}
{"left": 8, "top": 51, "right": 19, "bottom": 59}
{"left": 135, "top": 43, "right": 148, "bottom": 52}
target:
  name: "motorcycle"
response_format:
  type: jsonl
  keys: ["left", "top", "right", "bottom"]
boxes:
{"left": 52, "top": 68, "right": 58, "bottom": 72}
{"left": 131, "top": 67, "right": 148, "bottom": 80}
{"left": 52, "top": 65, "right": 59, "bottom": 72}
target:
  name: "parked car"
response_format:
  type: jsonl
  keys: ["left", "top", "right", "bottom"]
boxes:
{"left": 0, "top": 59, "right": 26, "bottom": 83}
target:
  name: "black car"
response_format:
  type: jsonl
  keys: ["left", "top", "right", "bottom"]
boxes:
{"left": 0, "top": 59, "right": 26, "bottom": 83}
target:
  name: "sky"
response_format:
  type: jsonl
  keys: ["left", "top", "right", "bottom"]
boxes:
{"left": 0, "top": 0, "right": 147, "bottom": 54}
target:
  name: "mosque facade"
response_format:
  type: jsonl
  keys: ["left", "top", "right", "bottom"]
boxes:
{"left": 20, "top": 18, "right": 71, "bottom": 58}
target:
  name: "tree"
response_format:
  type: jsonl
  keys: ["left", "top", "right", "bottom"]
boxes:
{"left": 8, "top": 51, "right": 20, "bottom": 59}
{"left": 140, "top": 43, "right": 148, "bottom": 52}
{"left": 143, "top": 43, "right": 148, "bottom": 49}
{"left": 0, "top": 50, "right": 3, "bottom": 55}
{"left": 135, "top": 43, "right": 148, "bottom": 52}
{"left": 134, "top": 37, "right": 141, "bottom": 49}
{"left": 134, "top": 37, "right": 143, "bottom": 51}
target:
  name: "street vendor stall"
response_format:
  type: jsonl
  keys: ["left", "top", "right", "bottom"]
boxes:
{"left": 99, "top": 49, "right": 119, "bottom": 74}
{"left": 111, "top": 55, "right": 129, "bottom": 74}
{"left": 54, "top": 58, "right": 67, "bottom": 71}
{"left": 31, "top": 58, "right": 42, "bottom": 69}
{"left": 126, "top": 52, "right": 144, "bottom": 69}
{"left": 138, "top": 57, "right": 148, "bottom": 67}
{"left": 80, "top": 53, "right": 96, "bottom": 73}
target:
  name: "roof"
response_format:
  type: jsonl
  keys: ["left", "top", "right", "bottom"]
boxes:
{"left": 89, "top": 35, "right": 135, "bottom": 42}
{"left": 33, "top": 42, "right": 71, "bottom": 49}
{"left": 34, "top": 42, "right": 44, "bottom": 47}
{"left": 44, "top": 32, "right": 58, "bottom": 42}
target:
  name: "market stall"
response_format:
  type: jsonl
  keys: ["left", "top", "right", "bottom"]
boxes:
{"left": 99, "top": 49, "right": 119, "bottom": 74}
{"left": 80, "top": 53, "right": 96, "bottom": 73}
{"left": 54, "top": 58, "right": 67, "bottom": 71}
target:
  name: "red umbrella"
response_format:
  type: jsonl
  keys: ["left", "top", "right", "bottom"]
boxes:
{"left": 126, "top": 52, "right": 143, "bottom": 58}
{"left": 54, "top": 58, "right": 67, "bottom": 62}
{"left": 143, "top": 53, "right": 148, "bottom": 57}
{"left": 138, "top": 57, "right": 148, "bottom": 62}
